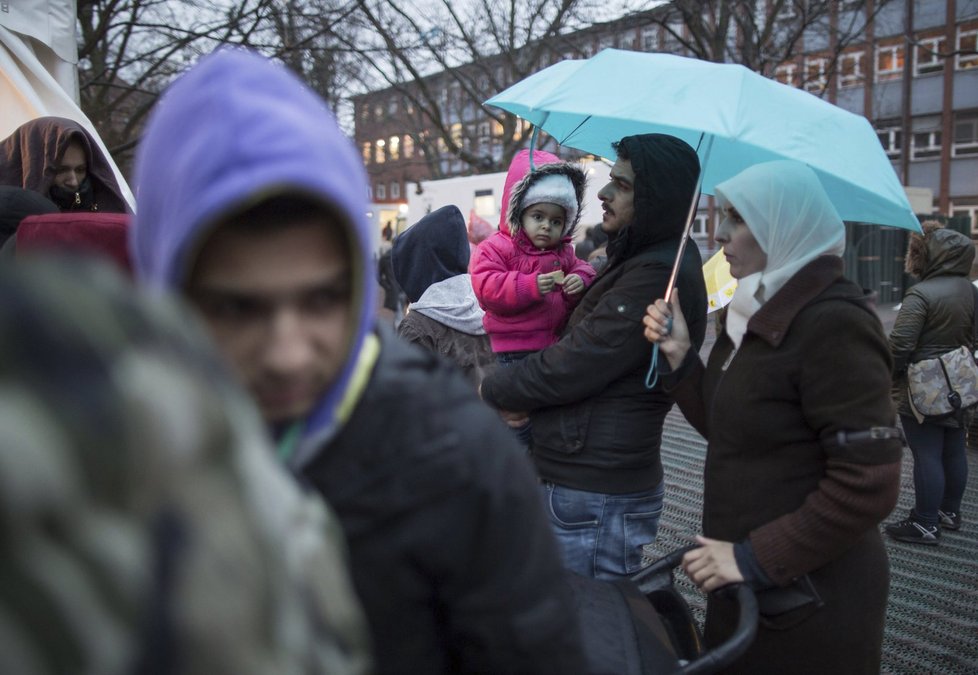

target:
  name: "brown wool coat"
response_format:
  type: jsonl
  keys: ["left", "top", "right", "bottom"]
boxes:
{"left": 666, "top": 256, "right": 902, "bottom": 674}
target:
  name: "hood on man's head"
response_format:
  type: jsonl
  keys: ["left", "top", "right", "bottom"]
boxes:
{"left": 131, "top": 47, "right": 373, "bottom": 295}
{"left": 392, "top": 205, "right": 469, "bottom": 303}
{"left": 608, "top": 134, "right": 699, "bottom": 260}
{"left": 130, "top": 47, "right": 377, "bottom": 445}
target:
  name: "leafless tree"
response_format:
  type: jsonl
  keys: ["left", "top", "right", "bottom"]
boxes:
{"left": 75, "top": 0, "right": 364, "bottom": 176}
{"left": 345, "top": 0, "right": 603, "bottom": 177}
{"left": 636, "top": 0, "right": 898, "bottom": 93}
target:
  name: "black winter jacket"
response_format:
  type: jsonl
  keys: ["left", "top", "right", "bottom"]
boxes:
{"left": 302, "top": 326, "right": 585, "bottom": 675}
{"left": 481, "top": 239, "right": 707, "bottom": 494}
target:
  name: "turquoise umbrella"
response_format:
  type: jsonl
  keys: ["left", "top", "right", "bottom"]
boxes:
{"left": 487, "top": 48, "right": 921, "bottom": 387}
{"left": 485, "top": 49, "right": 920, "bottom": 234}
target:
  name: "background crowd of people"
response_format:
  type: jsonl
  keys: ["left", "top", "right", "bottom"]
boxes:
{"left": 1, "top": 45, "right": 973, "bottom": 674}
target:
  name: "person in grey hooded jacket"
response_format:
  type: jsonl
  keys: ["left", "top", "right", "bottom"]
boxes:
{"left": 392, "top": 204, "right": 494, "bottom": 387}
{"left": 130, "top": 48, "right": 584, "bottom": 675}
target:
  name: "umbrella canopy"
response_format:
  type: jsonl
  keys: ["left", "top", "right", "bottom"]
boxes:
{"left": 486, "top": 49, "right": 920, "bottom": 233}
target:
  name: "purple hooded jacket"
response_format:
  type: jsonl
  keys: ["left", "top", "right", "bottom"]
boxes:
{"left": 130, "top": 48, "right": 377, "bottom": 466}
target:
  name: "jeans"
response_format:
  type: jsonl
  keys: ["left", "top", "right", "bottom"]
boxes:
{"left": 901, "top": 414, "right": 969, "bottom": 525}
{"left": 497, "top": 351, "right": 534, "bottom": 447}
{"left": 540, "top": 481, "right": 665, "bottom": 580}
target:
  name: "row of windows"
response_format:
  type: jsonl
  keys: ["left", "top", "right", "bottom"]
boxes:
{"left": 775, "top": 28, "right": 978, "bottom": 92}
{"left": 363, "top": 119, "right": 532, "bottom": 165}
{"left": 370, "top": 180, "right": 401, "bottom": 201}
{"left": 876, "top": 112, "right": 978, "bottom": 160}
{"left": 359, "top": 22, "right": 977, "bottom": 123}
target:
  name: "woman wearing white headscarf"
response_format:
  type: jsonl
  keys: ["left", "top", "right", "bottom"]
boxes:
{"left": 643, "top": 160, "right": 902, "bottom": 674}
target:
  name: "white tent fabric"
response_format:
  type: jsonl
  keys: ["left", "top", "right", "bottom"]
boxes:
{"left": 0, "top": 1, "right": 136, "bottom": 211}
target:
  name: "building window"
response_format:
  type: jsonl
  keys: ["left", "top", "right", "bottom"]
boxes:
{"left": 952, "top": 113, "right": 978, "bottom": 157}
{"left": 388, "top": 136, "right": 400, "bottom": 161}
{"left": 376, "top": 183, "right": 386, "bottom": 200}
{"left": 950, "top": 203, "right": 978, "bottom": 235}
{"left": 911, "top": 129, "right": 941, "bottom": 160}
{"left": 374, "top": 139, "right": 386, "bottom": 164}
{"left": 388, "top": 97, "right": 397, "bottom": 115}
{"left": 691, "top": 213, "right": 708, "bottom": 237}
{"left": 477, "top": 121, "right": 491, "bottom": 155}
{"left": 373, "top": 103, "right": 383, "bottom": 119}
{"left": 362, "top": 142, "right": 372, "bottom": 164}
{"left": 663, "top": 22, "right": 683, "bottom": 53}
{"left": 360, "top": 103, "right": 371, "bottom": 123}
{"left": 473, "top": 189, "right": 495, "bottom": 218}
{"left": 915, "top": 36, "right": 946, "bottom": 76}
{"left": 642, "top": 27, "right": 658, "bottom": 51}
{"left": 958, "top": 29, "right": 978, "bottom": 70}
{"left": 876, "top": 44, "right": 904, "bottom": 81}
{"left": 876, "top": 125, "right": 902, "bottom": 158}
{"left": 839, "top": 51, "right": 864, "bottom": 87}
{"left": 512, "top": 119, "right": 528, "bottom": 141}
{"left": 390, "top": 181, "right": 401, "bottom": 199}
{"left": 403, "top": 135, "right": 414, "bottom": 158}
{"left": 803, "top": 57, "right": 828, "bottom": 93}
{"left": 774, "top": 63, "right": 797, "bottom": 87}
{"left": 450, "top": 122, "right": 463, "bottom": 146}
{"left": 599, "top": 34, "right": 615, "bottom": 51}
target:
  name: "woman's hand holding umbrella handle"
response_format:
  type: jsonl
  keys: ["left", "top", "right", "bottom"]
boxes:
{"left": 643, "top": 288, "right": 691, "bottom": 371}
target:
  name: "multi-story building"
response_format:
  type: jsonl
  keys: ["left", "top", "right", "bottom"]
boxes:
{"left": 354, "top": 0, "right": 978, "bottom": 239}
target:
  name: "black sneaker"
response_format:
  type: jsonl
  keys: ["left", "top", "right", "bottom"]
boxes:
{"left": 884, "top": 518, "right": 940, "bottom": 545}
{"left": 938, "top": 510, "right": 962, "bottom": 531}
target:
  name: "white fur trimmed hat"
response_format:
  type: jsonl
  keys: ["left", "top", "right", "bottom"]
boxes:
{"left": 519, "top": 173, "right": 579, "bottom": 228}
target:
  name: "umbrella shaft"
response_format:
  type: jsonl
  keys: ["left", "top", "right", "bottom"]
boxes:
{"left": 666, "top": 135, "right": 714, "bottom": 301}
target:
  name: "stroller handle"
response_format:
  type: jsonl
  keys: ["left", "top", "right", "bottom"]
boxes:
{"left": 631, "top": 544, "right": 759, "bottom": 674}
{"left": 681, "top": 584, "right": 758, "bottom": 675}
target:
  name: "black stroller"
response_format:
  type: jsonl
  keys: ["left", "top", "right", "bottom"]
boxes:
{"left": 567, "top": 546, "right": 758, "bottom": 675}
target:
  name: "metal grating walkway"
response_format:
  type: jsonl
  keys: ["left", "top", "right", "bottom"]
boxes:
{"left": 644, "top": 407, "right": 978, "bottom": 674}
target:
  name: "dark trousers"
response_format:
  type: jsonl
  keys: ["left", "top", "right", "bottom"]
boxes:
{"left": 900, "top": 414, "right": 969, "bottom": 525}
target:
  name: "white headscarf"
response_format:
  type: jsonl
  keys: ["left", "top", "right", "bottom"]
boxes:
{"left": 715, "top": 160, "right": 846, "bottom": 348}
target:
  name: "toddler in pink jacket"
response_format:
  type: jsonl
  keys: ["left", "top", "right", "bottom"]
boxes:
{"left": 471, "top": 153, "right": 596, "bottom": 446}
{"left": 471, "top": 151, "right": 596, "bottom": 357}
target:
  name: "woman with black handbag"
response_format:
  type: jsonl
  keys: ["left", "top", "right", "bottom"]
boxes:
{"left": 885, "top": 221, "right": 975, "bottom": 544}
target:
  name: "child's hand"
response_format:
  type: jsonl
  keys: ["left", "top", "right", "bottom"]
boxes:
{"left": 537, "top": 272, "right": 558, "bottom": 295}
{"left": 561, "top": 273, "right": 584, "bottom": 295}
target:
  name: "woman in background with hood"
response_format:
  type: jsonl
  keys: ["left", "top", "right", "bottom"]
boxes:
{"left": 480, "top": 134, "right": 708, "bottom": 579}
{"left": 644, "top": 160, "right": 901, "bottom": 674}
{"left": 0, "top": 116, "right": 130, "bottom": 214}
{"left": 392, "top": 204, "right": 494, "bottom": 387}
{"left": 885, "top": 221, "right": 975, "bottom": 543}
